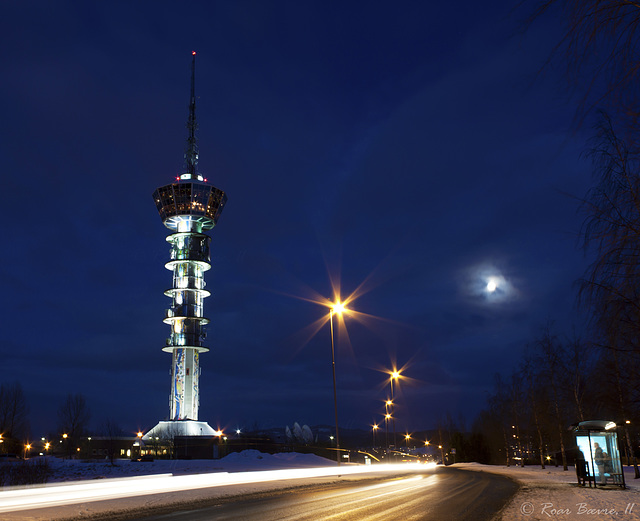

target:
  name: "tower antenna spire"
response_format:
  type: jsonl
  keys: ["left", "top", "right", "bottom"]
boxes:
{"left": 184, "top": 51, "right": 199, "bottom": 178}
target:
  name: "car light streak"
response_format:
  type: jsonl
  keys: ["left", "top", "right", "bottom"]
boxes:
{"left": 0, "top": 463, "right": 434, "bottom": 513}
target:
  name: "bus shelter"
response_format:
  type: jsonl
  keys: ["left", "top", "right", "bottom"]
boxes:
{"left": 573, "top": 420, "right": 625, "bottom": 488}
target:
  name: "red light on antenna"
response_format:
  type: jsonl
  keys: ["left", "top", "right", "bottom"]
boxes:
{"left": 204, "top": 178, "right": 208, "bottom": 182}
{"left": 192, "top": 51, "right": 196, "bottom": 56}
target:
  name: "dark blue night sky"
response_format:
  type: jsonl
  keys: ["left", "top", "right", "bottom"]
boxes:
{"left": 1, "top": 1, "right": 594, "bottom": 437}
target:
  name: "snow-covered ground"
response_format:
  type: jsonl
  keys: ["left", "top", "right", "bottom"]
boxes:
{"left": 42, "top": 450, "right": 336, "bottom": 482}
{"left": 454, "top": 462, "right": 640, "bottom": 521}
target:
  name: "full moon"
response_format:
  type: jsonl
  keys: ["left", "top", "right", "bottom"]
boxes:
{"left": 486, "top": 278, "right": 498, "bottom": 292}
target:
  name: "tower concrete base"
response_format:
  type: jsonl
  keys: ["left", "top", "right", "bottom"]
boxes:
{"left": 143, "top": 420, "right": 218, "bottom": 440}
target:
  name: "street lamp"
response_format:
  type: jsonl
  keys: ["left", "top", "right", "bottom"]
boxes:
{"left": 384, "top": 399, "right": 392, "bottom": 450}
{"left": 384, "top": 413, "right": 391, "bottom": 452}
{"left": 389, "top": 369, "right": 401, "bottom": 449}
{"left": 372, "top": 424, "right": 379, "bottom": 447}
{"left": 405, "top": 433, "right": 411, "bottom": 448}
{"left": 329, "top": 300, "right": 346, "bottom": 466}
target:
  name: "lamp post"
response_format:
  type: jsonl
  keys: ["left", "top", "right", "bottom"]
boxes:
{"left": 384, "top": 413, "right": 391, "bottom": 452}
{"left": 389, "top": 370, "right": 400, "bottom": 449}
{"left": 329, "top": 301, "right": 346, "bottom": 466}
{"left": 385, "top": 398, "right": 392, "bottom": 452}
{"left": 136, "top": 431, "right": 143, "bottom": 459}
{"left": 62, "top": 433, "right": 68, "bottom": 460}
{"left": 372, "top": 424, "right": 379, "bottom": 448}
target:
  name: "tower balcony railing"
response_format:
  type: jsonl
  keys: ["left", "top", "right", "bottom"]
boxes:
{"left": 171, "top": 276, "right": 207, "bottom": 290}
{"left": 169, "top": 250, "right": 210, "bottom": 263}
{"left": 165, "top": 258, "right": 211, "bottom": 272}
{"left": 166, "top": 333, "right": 205, "bottom": 346}
{"left": 165, "top": 305, "right": 202, "bottom": 318}
{"left": 164, "top": 308, "right": 209, "bottom": 324}
{"left": 164, "top": 332, "right": 209, "bottom": 353}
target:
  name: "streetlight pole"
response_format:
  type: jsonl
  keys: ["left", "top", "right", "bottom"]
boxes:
{"left": 385, "top": 413, "right": 390, "bottom": 452}
{"left": 385, "top": 399, "right": 392, "bottom": 453}
{"left": 390, "top": 370, "right": 400, "bottom": 452}
{"left": 329, "top": 305, "right": 343, "bottom": 466}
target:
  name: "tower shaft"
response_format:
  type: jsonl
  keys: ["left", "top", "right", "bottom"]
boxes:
{"left": 163, "top": 229, "right": 211, "bottom": 420}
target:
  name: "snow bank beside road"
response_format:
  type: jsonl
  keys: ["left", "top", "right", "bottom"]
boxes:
{"left": 40, "top": 450, "right": 334, "bottom": 483}
{"left": 454, "top": 463, "right": 640, "bottom": 520}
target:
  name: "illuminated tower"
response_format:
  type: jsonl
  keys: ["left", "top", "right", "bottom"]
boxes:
{"left": 145, "top": 52, "right": 226, "bottom": 438}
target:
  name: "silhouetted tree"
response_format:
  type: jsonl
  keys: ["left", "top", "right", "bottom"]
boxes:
{"left": 579, "top": 115, "right": 640, "bottom": 353}
{"left": 522, "top": 356, "right": 548, "bottom": 468}
{"left": 532, "top": 324, "right": 569, "bottom": 470}
{"left": 0, "top": 382, "right": 29, "bottom": 452}
{"left": 563, "top": 333, "right": 593, "bottom": 422}
{"left": 100, "top": 418, "right": 122, "bottom": 465}
{"left": 490, "top": 374, "right": 514, "bottom": 467}
{"left": 57, "top": 393, "right": 90, "bottom": 457}
{"left": 527, "top": 0, "right": 640, "bottom": 133}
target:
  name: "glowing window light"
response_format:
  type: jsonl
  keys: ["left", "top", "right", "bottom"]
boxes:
{"left": 174, "top": 320, "right": 183, "bottom": 334}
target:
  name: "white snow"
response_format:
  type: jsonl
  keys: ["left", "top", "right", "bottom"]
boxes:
{"left": 453, "top": 462, "right": 640, "bottom": 520}
{"left": 39, "top": 449, "right": 335, "bottom": 482}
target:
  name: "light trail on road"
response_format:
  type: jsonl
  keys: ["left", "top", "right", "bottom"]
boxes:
{"left": 133, "top": 466, "right": 519, "bottom": 521}
{"left": 0, "top": 463, "right": 433, "bottom": 513}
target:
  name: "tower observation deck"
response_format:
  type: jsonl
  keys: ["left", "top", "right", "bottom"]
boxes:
{"left": 146, "top": 53, "right": 227, "bottom": 438}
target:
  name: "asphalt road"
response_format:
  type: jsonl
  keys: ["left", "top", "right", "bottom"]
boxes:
{"left": 130, "top": 467, "right": 518, "bottom": 521}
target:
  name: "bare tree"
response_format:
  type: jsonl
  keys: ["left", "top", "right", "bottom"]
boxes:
{"left": 579, "top": 114, "right": 640, "bottom": 356}
{"left": 527, "top": 0, "right": 640, "bottom": 133}
{"left": 0, "top": 382, "right": 29, "bottom": 451}
{"left": 100, "top": 418, "right": 122, "bottom": 465}
{"left": 489, "top": 374, "right": 513, "bottom": 467}
{"left": 522, "top": 356, "right": 548, "bottom": 469}
{"left": 564, "top": 333, "right": 592, "bottom": 421}
{"left": 509, "top": 373, "right": 526, "bottom": 467}
{"left": 533, "top": 324, "right": 569, "bottom": 470}
{"left": 58, "top": 393, "right": 90, "bottom": 457}
{"left": 610, "top": 347, "right": 640, "bottom": 478}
